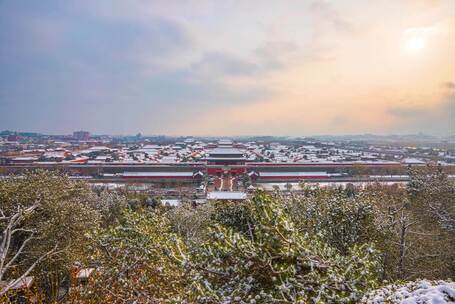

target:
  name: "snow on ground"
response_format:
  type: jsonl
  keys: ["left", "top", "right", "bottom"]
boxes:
{"left": 362, "top": 280, "right": 455, "bottom": 303}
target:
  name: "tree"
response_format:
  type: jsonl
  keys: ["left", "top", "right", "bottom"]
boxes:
{"left": 210, "top": 200, "right": 255, "bottom": 238}
{"left": 167, "top": 200, "right": 213, "bottom": 243}
{"left": 285, "top": 183, "right": 293, "bottom": 192}
{"left": 287, "top": 188, "right": 389, "bottom": 256}
{"left": 408, "top": 165, "right": 455, "bottom": 236}
{"left": 88, "top": 190, "right": 128, "bottom": 227}
{"left": 365, "top": 179, "right": 455, "bottom": 281}
{"left": 0, "top": 204, "right": 57, "bottom": 296}
{"left": 405, "top": 165, "right": 455, "bottom": 278}
{"left": 75, "top": 208, "right": 187, "bottom": 303}
{"left": 185, "top": 191, "right": 382, "bottom": 303}
{"left": 0, "top": 171, "right": 100, "bottom": 301}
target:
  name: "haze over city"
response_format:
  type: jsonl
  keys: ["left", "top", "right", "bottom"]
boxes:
{"left": 1, "top": 0, "right": 455, "bottom": 136}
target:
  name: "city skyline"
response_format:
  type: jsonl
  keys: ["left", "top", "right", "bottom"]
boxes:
{"left": 1, "top": 129, "right": 452, "bottom": 139}
{"left": 1, "top": 1, "right": 455, "bottom": 136}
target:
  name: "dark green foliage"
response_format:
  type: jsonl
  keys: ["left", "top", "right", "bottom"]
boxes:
{"left": 211, "top": 200, "right": 255, "bottom": 238}
{"left": 185, "top": 191, "right": 382, "bottom": 303}
{"left": 0, "top": 171, "right": 100, "bottom": 301}
{"left": 408, "top": 165, "right": 455, "bottom": 234}
{"left": 77, "top": 208, "right": 187, "bottom": 303}
{"left": 287, "top": 189, "right": 388, "bottom": 255}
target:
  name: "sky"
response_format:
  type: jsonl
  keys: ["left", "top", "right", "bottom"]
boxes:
{"left": 1, "top": 0, "right": 455, "bottom": 136}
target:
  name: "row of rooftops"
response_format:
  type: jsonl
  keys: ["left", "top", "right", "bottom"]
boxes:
{"left": 3, "top": 138, "right": 453, "bottom": 166}
{"left": 119, "top": 171, "right": 204, "bottom": 178}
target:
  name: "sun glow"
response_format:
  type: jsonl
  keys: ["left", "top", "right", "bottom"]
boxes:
{"left": 403, "top": 27, "right": 433, "bottom": 52}
{"left": 407, "top": 35, "right": 425, "bottom": 51}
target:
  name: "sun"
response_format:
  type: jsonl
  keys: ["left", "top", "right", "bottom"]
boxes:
{"left": 403, "top": 27, "right": 431, "bottom": 52}
{"left": 406, "top": 35, "right": 425, "bottom": 51}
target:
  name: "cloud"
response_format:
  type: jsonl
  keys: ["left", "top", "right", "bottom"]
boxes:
{"left": 386, "top": 94, "right": 455, "bottom": 135}
{"left": 188, "top": 41, "right": 299, "bottom": 80}
{"left": 309, "top": 1, "right": 352, "bottom": 32}
{"left": 253, "top": 41, "right": 300, "bottom": 70}
{"left": 190, "top": 52, "right": 260, "bottom": 78}
{"left": 0, "top": 1, "right": 275, "bottom": 134}
{"left": 1, "top": 0, "right": 455, "bottom": 136}
{"left": 0, "top": 1, "right": 193, "bottom": 65}
{"left": 386, "top": 106, "right": 427, "bottom": 118}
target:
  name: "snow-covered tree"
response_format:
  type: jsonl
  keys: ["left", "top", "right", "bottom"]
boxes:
{"left": 408, "top": 165, "right": 455, "bottom": 235}
{"left": 287, "top": 188, "right": 389, "bottom": 256}
{"left": 0, "top": 171, "right": 99, "bottom": 301}
{"left": 0, "top": 203, "right": 57, "bottom": 297}
{"left": 76, "top": 208, "right": 187, "bottom": 303}
{"left": 185, "top": 191, "right": 382, "bottom": 303}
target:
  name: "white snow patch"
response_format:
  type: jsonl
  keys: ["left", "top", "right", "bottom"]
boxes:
{"left": 362, "top": 280, "right": 455, "bottom": 304}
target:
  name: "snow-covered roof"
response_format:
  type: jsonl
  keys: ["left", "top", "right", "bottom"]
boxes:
{"left": 208, "top": 148, "right": 244, "bottom": 155}
{"left": 161, "top": 199, "right": 181, "bottom": 206}
{"left": 43, "top": 151, "right": 66, "bottom": 158}
{"left": 401, "top": 158, "right": 426, "bottom": 164}
{"left": 122, "top": 172, "right": 194, "bottom": 177}
{"left": 205, "top": 157, "right": 246, "bottom": 161}
{"left": 143, "top": 144, "right": 160, "bottom": 149}
{"left": 207, "top": 191, "right": 247, "bottom": 200}
{"left": 88, "top": 146, "right": 110, "bottom": 151}
{"left": 12, "top": 156, "right": 38, "bottom": 161}
{"left": 218, "top": 139, "right": 233, "bottom": 145}
{"left": 258, "top": 172, "right": 330, "bottom": 177}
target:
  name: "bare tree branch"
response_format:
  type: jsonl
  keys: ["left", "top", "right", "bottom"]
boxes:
{"left": 0, "top": 202, "right": 54, "bottom": 296}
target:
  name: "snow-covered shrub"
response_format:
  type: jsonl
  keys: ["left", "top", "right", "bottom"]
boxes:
{"left": 185, "top": 191, "right": 382, "bottom": 303}
{"left": 211, "top": 199, "right": 255, "bottom": 237}
{"left": 167, "top": 200, "right": 214, "bottom": 243}
{"left": 77, "top": 208, "right": 188, "bottom": 303}
{"left": 287, "top": 189, "right": 388, "bottom": 255}
{"left": 408, "top": 165, "right": 455, "bottom": 235}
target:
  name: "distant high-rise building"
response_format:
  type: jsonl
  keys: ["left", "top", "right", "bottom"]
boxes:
{"left": 73, "top": 131, "right": 90, "bottom": 140}
{"left": 7, "top": 134, "right": 20, "bottom": 142}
